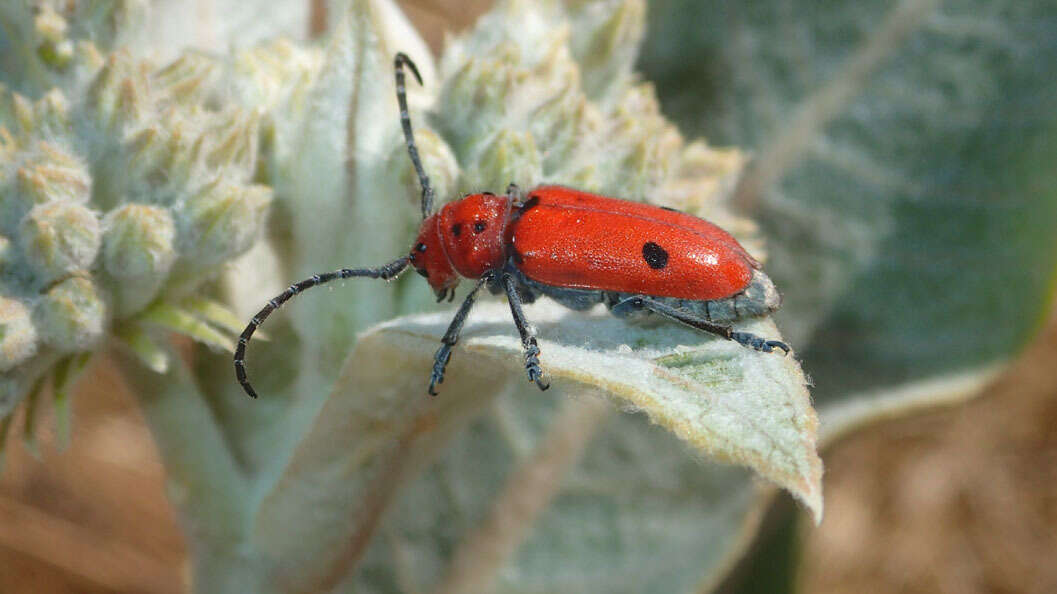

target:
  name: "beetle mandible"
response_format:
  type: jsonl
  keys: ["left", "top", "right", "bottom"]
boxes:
{"left": 234, "top": 53, "right": 789, "bottom": 398}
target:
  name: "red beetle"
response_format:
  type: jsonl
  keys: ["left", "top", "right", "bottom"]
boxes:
{"left": 234, "top": 53, "right": 788, "bottom": 398}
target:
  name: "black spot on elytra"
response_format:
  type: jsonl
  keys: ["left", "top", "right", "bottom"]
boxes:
{"left": 512, "top": 196, "right": 541, "bottom": 222}
{"left": 642, "top": 241, "right": 668, "bottom": 270}
{"left": 451, "top": 223, "right": 462, "bottom": 237}
{"left": 473, "top": 220, "right": 487, "bottom": 233}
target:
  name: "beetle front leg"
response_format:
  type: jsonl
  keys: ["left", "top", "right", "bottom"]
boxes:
{"left": 502, "top": 272, "right": 550, "bottom": 390}
{"left": 429, "top": 276, "right": 489, "bottom": 395}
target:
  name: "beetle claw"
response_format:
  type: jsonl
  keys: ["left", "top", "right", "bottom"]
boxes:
{"left": 527, "top": 362, "right": 548, "bottom": 390}
{"left": 766, "top": 340, "right": 791, "bottom": 355}
{"left": 730, "top": 331, "right": 788, "bottom": 355}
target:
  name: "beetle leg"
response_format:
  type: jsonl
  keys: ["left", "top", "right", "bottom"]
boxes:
{"left": 502, "top": 272, "right": 550, "bottom": 391}
{"left": 429, "top": 276, "right": 490, "bottom": 396}
{"left": 619, "top": 296, "right": 790, "bottom": 355}
{"left": 506, "top": 182, "right": 523, "bottom": 203}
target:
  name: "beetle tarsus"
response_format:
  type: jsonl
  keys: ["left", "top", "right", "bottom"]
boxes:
{"left": 766, "top": 340, "right": 791, "bottom": 354}
{"left": 428, "top": 344, "right": 451, "bottom": 396}
{"left": 730, "top": 331, "right": 790, "bottom": 355}
{"left": 523, "top": 340, "right": 549, "bottom": 390}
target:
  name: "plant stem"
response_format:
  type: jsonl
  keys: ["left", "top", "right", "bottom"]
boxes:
{"left": 113, "top": 341, "right": 263, "bottom": 594}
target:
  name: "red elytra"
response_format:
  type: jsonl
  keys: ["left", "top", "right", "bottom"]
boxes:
{"left": 234, "top": 53, "right": 788, "bottom": 399}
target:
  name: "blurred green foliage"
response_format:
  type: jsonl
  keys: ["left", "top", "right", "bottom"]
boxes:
{"left": 640, "top": 0, "right": 1057, "bottom": 403}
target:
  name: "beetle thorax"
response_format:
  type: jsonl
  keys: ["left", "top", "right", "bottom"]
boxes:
{"left": 437, "top": 193, "right": 513, "bottom": 280}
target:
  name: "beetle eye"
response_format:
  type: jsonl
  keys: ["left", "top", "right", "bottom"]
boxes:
{"left": 416, "top": 242, "right": 427, "bottom": 252}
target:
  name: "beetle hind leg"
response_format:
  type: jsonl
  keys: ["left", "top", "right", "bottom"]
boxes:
{"left": 618, "top": 296, "right": 789, "bottom": 356}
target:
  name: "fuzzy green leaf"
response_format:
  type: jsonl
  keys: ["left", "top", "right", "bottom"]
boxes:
{"left": 387, "top": 301, "right": 821, "bottom": 519}
{"left": 115, "top": 323, "right": 170, "bottom": 374}
{"left": 50, "top": 351, "right": 91, "bottom": 448}
{"left": 256, "top": 299, "right": 819, "bottom": 593}
{"left": 182, "top": 296, "right": 251, "bottom": 338}
{"left": 139, "top": 302, "right": 236, "bottom": 353}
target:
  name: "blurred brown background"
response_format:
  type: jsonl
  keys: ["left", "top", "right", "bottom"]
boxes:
{"left": 2, "top": 1, "right": 1055, "bottom": 592}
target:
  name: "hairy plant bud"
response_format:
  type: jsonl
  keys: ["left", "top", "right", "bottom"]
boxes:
{"left": 34, "top": 276, "right": 106, "bottom": 352}
{"left": 205, "top": 110, "right": 260, "bottom": 180}
{"left": 568, "top": 0, "right": 645, "bottom": 99}
{"left": 34, "top": 5, "right": 74, "bottom": 69}
{"left": 438, "top": 54, "right": 522, "bottom": 154}
{"left": 463, "top": 129, "right": 542, "bottom": 193}
{"left": 0, "top": 297, "right": 38, "bottom": 372}
{"left": 102, "top": 204, "right": 178, "bottom": 314}
{"left": 9, "top": 143, "right": 91, "bottom": 222}
{"left": 86, "top": 51, "right": 149, "bottom": 133}
{"left": 33, "top": 90, "right": 72, "bottom": 138}
{"left": 528, "top": 86, "right": 594, "bottom": 173}
{"left": 19, "top": 201, "right": 101, "bottom": 286}
{"left": 4, "top": 92, "right": 36, "bottom": 136}
{"left": 176, "top": 180, "right": 271, "bottom": 273}
{"left": 153, "top": 52, "right": 220, "bottom": 106}
{"left": 231, "top": 40, "right": 323, "bottom": 113}
{"left": 593, "top": 84, "right": 682, "bottom": 197}
{"left": 390, "top": 126, "right": 460, "bottom": 214}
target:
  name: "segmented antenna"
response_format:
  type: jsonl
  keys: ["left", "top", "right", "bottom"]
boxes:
{"left": 234, "top": 257, "right": 409, "bottom": 398}
{"left": 394, "top": 53, "right": 434, "bottom": 220}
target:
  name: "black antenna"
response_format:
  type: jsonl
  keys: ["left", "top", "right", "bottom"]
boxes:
{"left": 394, "top": 53, "right": 434, "bottom": 219}
{"left": 234, "top": 257, "right": 409, "bottom": 398}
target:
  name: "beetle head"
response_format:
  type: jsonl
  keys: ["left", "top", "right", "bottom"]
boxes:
{"left": 409, "top": 216, "right": 458, "bottom": 298}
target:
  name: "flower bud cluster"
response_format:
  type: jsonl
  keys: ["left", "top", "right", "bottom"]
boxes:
{"left": 420, "top": 0, "right": 749, "bottom": 238}
{"left": 0, "top": 0, "right": 761, "bottom": 439}
{"left": 1, "top": 31, "right": 270, "bottom": 415}
{"left": 0, "top": 1, "right": 145, "bottom": 95}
